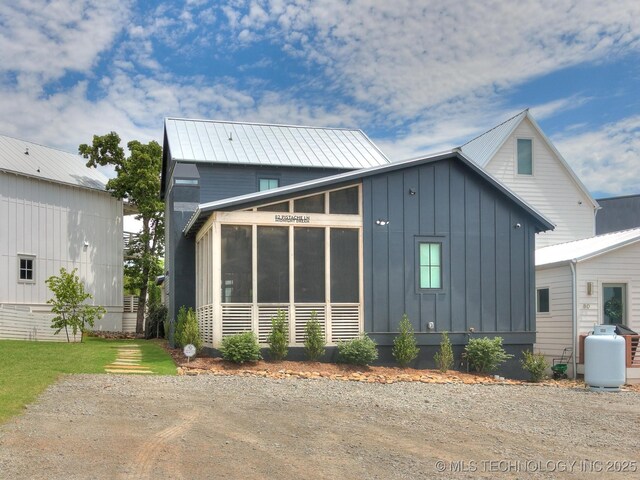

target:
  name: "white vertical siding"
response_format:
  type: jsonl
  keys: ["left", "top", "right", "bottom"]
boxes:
{"left": 484, "top": 118, "right": 595, "bottom": 248}
{"left": 0, "top": 172, "right": 123, "bottom": 330}
{"left": 576, "top": 242, "right": 640, "bottom": 335}
{"left": 534, "top": 265, "right": 574, "bottom": 374}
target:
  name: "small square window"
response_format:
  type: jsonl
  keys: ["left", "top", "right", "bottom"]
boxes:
{"left": 259, "top": 178, "right": 279, "bottom": 191}
{"left": 517, "top": 138, "right": 532, "bottom": 175}
{"left": 419, "top": 242, "right": 441, "bottom": 289}
{"left": 537, "top": 288, "right": 549, "bottom": 313}
{"left": 18, "top": 256, "right": 35, "bottom": 283}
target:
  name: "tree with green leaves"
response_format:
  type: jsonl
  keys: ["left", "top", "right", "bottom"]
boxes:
{"left": 46, "top": 268, "right": 105, "bottom": 342}
{"left": 79, "top": 132, "right": 164, "bottom": 334}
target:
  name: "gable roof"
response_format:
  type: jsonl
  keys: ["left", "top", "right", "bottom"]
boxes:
{"left": 164, "top": 118, "right": 389, "bottom": 166}
{"left": 536, "top": 227, "right": 640, "bottom": 267}
{"left": 184, "top": 149, "right": 555, "bottom": 236}
{"left": 460, "top": 109, "right": 599, "bottom": 210}
{"left": 0, "top": 134, "right": 108, "bottom": 191}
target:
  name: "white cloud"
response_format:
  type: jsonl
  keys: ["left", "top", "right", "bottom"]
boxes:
{"left": 554, "top": 116, "right": 640, "bottom": 196}
{"left": 220, "top": 0, "right": 640, "bottom": 121}
{"left": 0, "top": 0, "right": 131, "bottom": 81}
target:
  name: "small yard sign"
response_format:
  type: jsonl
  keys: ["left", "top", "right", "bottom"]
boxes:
{"left": 183, "top": 344, "right": 196, "bottom": 362}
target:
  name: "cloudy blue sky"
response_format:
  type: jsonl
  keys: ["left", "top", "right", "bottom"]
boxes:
{"left": 1, "top": 0, "right": 639, "bottom": 198}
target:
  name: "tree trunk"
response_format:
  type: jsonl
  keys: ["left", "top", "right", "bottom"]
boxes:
{"left": 136, "top": 284, "right": 147, "bottom": 334}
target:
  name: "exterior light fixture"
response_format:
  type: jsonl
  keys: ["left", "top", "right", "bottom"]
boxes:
{"left": 587, "top": 282, "right": 593, "bottom": 295}
{"left": 408, "top": 188, "right": 416, "bottom": 195}
{"left": 375, "top": 219, "right": 390, "bottom": 226}
{"left": 514, "top": 223, "right": 522, "bottom": 229}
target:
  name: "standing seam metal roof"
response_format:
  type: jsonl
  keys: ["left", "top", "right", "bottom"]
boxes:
{"left": 0, "top": 134, "right": 108, "bottom": 190}
{"left": 164, "top": 118, "right": 390, "bottom": 169}
{"left": 536, "top": 227, "right": 640, "bottom": 266}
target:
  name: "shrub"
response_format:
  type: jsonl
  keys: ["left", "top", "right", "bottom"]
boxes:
{"left": 46, "top": 267, "right": 105, "bottom": 342}
{"left": 392, "top": 314, "right": 419, "bottom": 367}
{"left": 337, "top": 335, "right": 378, "bottom": 365}
{"left": 174, "top": 306, "right": 188, "bottom": 347}
{"left": 267, "top": 310, "right": 289, "bottom": 360}
{"left": 434, "top": 331, "right": 454, "bottom": 372}
{"left": 464, "top": 336, "right": 513, "bottom": 373}
{"left": 220, "top": 332, "right": 262, "bottom": 363}
{"left": 304, "top": 311, "right": 326, "bottom": 361}
{"left": 520, "top": 350, "right": 549, "bottom": 382}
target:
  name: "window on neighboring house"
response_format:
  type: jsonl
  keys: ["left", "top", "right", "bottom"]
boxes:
{"left": 419, "top": 242, "right": 441, "bottom": 289}
{"left": 537, "top": 288, "right": 550, "bottom": 313}
{"left": 18, "top": 255, "right": 35, "bottom": 283}
{"left": 517, "top": 138, "right": 533, "bottom": 175}
{"left": 259, "top": 178, "right": 279, "bottom": 191}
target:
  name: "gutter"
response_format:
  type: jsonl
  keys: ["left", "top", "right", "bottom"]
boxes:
{"left": 569, "top": 260, "right": 578, "bottom": 379}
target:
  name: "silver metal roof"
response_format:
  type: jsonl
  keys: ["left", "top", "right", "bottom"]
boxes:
{"left": 460, "top": 110, "right": 527, "bottom": 167}
{"left": 164, "top": 118, "right": 390, "bottom": 169}
{"left": 536, "top": 227, "right": 640, "bottom": 267}
{"left": 0, "top": 134, "right": 108, "bottom": 190}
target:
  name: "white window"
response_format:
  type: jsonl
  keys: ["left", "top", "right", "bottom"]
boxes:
{"left": 259, "top": 178, "right": 279, "bottom": 191}
{"left": 419, "top": 242, "right": 442, "bottom": 289}
{"left": 536, "top": 288, "right": 549, "bottom": 313}
{"left": 18, "top": 255, "right": 35, "bottom": 283}
{"left": 517, "top": 138, "right": 533, "bottom": 175}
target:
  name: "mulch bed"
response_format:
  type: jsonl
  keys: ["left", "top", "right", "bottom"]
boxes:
{"left": 161, "top": 343, "right": 609, "bottom": 388}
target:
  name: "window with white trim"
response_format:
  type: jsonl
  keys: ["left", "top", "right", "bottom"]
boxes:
{"left": 18, "top": 255, "right": 35, "bottom": 283}
{"left": 419, "top": 242, "right": 442, "bottom": 289}
{"left": 536, "top": 288, "right": 549, "bottom": 313}
{"left": 517, "top": 138, "right": 533, "bottom": 175}
{"left": 259, "top": 178, "right": 279, "bottom": 191}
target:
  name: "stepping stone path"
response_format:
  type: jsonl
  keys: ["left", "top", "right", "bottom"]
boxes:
{"left": 105, "top": 345, "right": 152, "bottom": 374}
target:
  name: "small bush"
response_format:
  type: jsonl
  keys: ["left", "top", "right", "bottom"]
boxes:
{"left": 179, "top": 308, "right": 202, "bottom": 352}
{"left": 304, "top": 311, "right": 326, "bottom": 361}
{"left": 392, "top": 314, "right": 419, "bottom": 367}
{"left": 434, "top": 331, "right": 454, "bottom": 372}
{"left": 464, "top": 336, "right": 513, "bottom": 373}
{"left": 174, "top": 306, "right": 188, "bottom": 347}
{"left": 267, "top": 310, "right": 289, "bottom": 360}
{"left": 521, "top": 350, "right": 549, "bottom": 382}
{"left": 220, "top": 332, "right": 262, "bottom": 364}
{"left": 337, "top": 335, "right": 378, "bottom": 365}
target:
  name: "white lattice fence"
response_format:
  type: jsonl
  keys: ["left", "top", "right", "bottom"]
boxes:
{"left": 257, "top": 305, "right": 288, "bottom": 343}
{"left": 221, "top": 304, "right": 252, "bottom": 337}
{"left": 293, "top": 305, "right": 326, "bottom": 344}
{"left": 196, "top": 304, "right": 214, "bottom": 346}
{"left": 330, "top": 304, "right": 360, "bottom": 342}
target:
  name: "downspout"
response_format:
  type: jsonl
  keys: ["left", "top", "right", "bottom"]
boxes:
{"left": 569, "top": 260, "right": 578, "bottom": 379}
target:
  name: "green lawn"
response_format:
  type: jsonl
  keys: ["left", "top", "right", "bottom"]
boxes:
{"left": 0, "top": 337, "right": 176, "bottom": 423}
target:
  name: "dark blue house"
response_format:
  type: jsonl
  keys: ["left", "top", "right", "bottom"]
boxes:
{"left": 161, "top": 118, "right": 390, "bottom": 334}
{"left": 176, "top": 134, "right": 553, "bottom": 368}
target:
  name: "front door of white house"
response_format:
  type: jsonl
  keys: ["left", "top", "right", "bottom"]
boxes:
{"left": 602, "top": 283, "right": 626, "bottom": 325}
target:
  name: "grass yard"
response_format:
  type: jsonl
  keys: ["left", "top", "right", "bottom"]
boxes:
{"left": 0, "top": 337, "right": 176, "bottom": 423}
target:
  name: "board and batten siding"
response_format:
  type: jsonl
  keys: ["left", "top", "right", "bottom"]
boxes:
{"left": 484, "top": 117, "right": 595, "bottom": 248}
{"left": 0, "top": 172, "right": 123, "bottom": 330}
{"left": 362, "top": 158, "right": 537, "bottom": 345}
{"left": 534, "top": 265, "right": 574, "bottom": 374}
{"left": 576, "top": 242, "right": 640, "bottom": 335}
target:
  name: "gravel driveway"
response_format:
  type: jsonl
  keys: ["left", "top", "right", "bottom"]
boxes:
{"left": 1, "top": 374, "right": 639, "bottom": 479}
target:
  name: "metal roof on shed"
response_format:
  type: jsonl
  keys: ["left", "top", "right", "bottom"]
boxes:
{"left": 164, "top": 118, "right": 390, "bottom": 169}
{"left": 536, "top": 227, "right": 640, "bottom": 267}
{"left": 0, "top": 134, "right": 108, "bottom": 190}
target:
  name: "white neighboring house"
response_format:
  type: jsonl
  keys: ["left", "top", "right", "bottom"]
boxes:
{"left": 535, "top": 229, "right": 640, "bottom": 382}
{"left": 460, "top": 109, "right": 599, "bottom": 249}
{"left": 0, "top": 134, "right": 124, "bottom": 339}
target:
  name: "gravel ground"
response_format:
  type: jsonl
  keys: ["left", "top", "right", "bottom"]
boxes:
{"left": 1, "top": 374, "right": 639, "bottom": 479}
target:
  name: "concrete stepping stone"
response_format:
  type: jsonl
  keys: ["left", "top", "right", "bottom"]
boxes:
{"left": 105, "top": 345, "right": 151, "bottom": 375}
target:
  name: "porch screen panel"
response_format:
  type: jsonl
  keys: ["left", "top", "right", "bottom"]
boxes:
{"left": 221, "top": 225, "right": 252, "bottom": 303}
{"left": 330, "top": 228, "right": 359, "bottom": 303}
{"left": 294, "top": 227, "right": 325, "bottom": 302}
{"left": 258, "top": 226, "right": 290, "bottom": 303}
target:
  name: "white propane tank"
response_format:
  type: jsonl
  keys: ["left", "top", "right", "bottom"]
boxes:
{"left": 584, "top": 324, "right": 626, "bottom": 392}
